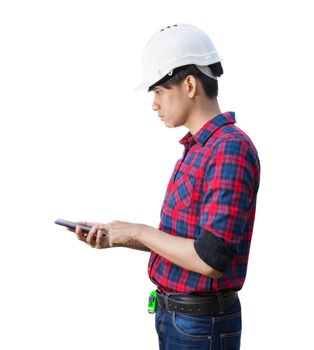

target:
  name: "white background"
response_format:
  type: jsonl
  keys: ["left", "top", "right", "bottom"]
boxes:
{"left": 0, "top": 0, "right": 313, "bottom": 349}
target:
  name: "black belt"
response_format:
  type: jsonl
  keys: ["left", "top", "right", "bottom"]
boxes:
{"left": 156, "top": 290, "right": 237, "bottom": 316}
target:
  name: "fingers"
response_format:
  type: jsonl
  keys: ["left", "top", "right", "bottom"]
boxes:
{"left": 85, "top": 225, "right": 97, "bottom": 246}
{"left": 86, "top": 225, "right": 108, "bottom": 248}
{"left": 74, "top": 223, "right": 110, "bottom": 249}
{"left": 75, "top": 225, "right": 88, "bottom": 241}
{"left": 95, "top": 229, "right": 108, "bottom": 249}
{"left": 95, "top": 229, "right": 102, "bottom": 249}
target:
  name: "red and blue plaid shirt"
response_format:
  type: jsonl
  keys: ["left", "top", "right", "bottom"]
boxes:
{"left": 148, "top": 112, "right": 260, "bottom": 293}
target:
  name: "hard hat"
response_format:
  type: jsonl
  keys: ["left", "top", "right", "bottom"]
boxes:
{"left": 135, "top": 23, "right": 221, "bottom": 92}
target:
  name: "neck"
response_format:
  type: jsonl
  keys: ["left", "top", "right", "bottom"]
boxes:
{"left": 185, "top": 98, "right": 221, "bottom": 135}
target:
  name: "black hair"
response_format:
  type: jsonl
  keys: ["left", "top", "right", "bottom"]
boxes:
{"left": 148, "top": 62, "right": 224, "bottom": 99}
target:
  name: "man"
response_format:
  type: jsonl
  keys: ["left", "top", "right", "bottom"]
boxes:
{"left": 69, "top": 24, "right": 260, "bottom": 349}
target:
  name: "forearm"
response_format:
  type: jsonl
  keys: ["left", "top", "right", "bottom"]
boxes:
{"left": 117, "top": 240, "right": 150, "bottom": 252}
{"left": 135, "top": 225, "right": 222, "bottom": 278}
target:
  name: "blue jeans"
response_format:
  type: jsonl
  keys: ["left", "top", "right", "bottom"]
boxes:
{"left": 155, "top": 296, "right": 241, "bottom": 350}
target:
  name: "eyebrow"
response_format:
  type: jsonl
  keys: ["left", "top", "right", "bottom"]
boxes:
{"left": 151, "top": 86, "right": 162, "bottom": 92}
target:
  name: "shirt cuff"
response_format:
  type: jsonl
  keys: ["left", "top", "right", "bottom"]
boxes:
{"left": 194, "top": 229, "right": 236, "bottom": 273}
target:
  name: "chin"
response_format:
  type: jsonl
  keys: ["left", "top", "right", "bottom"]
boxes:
{"left": 164, "top": 121, "right": 174, "bottom": 128}
{"left": 170, "top": 121, "right": 183, "bottom": 128}
{"left": 164, "top": 117, "right": 182, "bottom": 128}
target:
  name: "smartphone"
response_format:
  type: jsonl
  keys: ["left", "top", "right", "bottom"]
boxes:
{"left": 55, "top": 219, "right": 91, "bottom": 234}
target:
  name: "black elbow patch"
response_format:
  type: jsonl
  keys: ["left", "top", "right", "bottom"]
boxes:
{"left": 194, "top": 229, "right": 236, "bottom": 273}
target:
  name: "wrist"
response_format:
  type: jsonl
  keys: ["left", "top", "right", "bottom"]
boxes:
{"left": 134, "top": 223, "right": 147, "bottom": 242}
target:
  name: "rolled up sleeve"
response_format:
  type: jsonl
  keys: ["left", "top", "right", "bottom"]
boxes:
{"left": 195, "top": 137, "right": 258, "bottom": 272}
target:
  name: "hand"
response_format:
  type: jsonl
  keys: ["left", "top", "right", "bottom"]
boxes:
{"left": 74, "top": 220, "right": 144, "bottom": 249}
{"left": 72, "top": 221, "right": 109, "bottom": 249}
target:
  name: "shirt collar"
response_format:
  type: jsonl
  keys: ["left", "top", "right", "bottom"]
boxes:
{"left": 179, "top": 111, "right": 236, "bottom": 148}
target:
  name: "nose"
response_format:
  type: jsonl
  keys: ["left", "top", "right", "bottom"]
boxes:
{"left": 152, "top": 96, "right": 160, "bottom": 111}
{"left": 152, "top": 102, "right": 160, "bottom": 111}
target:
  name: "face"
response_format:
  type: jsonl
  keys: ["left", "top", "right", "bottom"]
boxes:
{"left": 151, "top": 83, "right": 192, "bottom": 128}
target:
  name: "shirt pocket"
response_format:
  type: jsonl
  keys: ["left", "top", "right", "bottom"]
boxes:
{"left": 168, "top": 174, "right": 196, "bottom": 210}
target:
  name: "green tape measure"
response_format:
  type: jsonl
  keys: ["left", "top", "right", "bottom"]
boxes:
{"left": 148, "top": 290, "right": 157, "bottom": 314}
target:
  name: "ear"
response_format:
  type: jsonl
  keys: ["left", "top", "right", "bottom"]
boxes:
{"left": 184, "top": 75, "right": 197, "bottom": 98}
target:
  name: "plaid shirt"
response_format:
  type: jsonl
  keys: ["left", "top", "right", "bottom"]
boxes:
{"left": 148, "top": 112, "right": 260, "bottom": 293}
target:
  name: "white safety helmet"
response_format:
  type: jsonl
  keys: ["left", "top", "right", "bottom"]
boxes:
{"left": 135, "top": 23, "right": 222, "bottom": 92}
